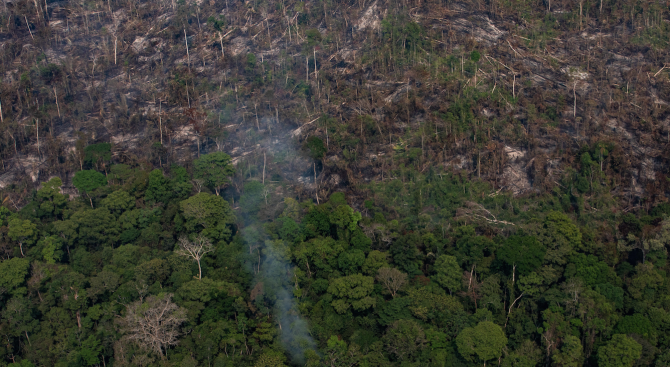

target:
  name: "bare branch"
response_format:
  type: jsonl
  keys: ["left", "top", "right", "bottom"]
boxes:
{"left": 176, "top": 235, "right": 214, "bottom": 279}
{"left": 120, "top": 294, "right": 187, "bottom": 358}
{"left": 456, "top": 202, "right": 515, "bottom": 226}
{"left": 376, "top": 267, "right": 407, "bottom": 297}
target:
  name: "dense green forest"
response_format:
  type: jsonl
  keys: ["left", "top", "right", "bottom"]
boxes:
{"left": 0, "top": 145, "right": 669, "bottom": 367}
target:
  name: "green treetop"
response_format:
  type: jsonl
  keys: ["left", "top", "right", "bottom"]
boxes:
{"left": 456, "top": 321, "right": 507, "bottom": 365}
{"left": 432, "top": 254, "right": 462, "bottom": 294}
{"left": 180, "top": 192, "right": 236, "bottom": 241}
{"left": 8, "top": 218, "right": 37, "bottom": 257}
{"left": 193, "top": 152, "right": 235, "bottom": 196}
{"left": 327, "top": 273, "right": 375, "bottom": 314}
{"left": 36, "top": 177, "right": 67, "bottom": 218}
{"left": 72, "top": 170, "right": 108, "bottom": 207}
{"left": 497, "top": 235, "right": 545, "bottom": 276}
{"left": 552, "top": 335, "right": 583, "bottom": 367}
{"left": 100, "top": 189, "right": 135, "bottom": 215}
{"left": 0, "top": 257, "right": 30, "bottom": 297}
{"left": 597, "top": 334, "right": 642, "bottom": 367}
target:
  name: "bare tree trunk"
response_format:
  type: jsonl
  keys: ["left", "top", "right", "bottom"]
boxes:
{"left": 53, "top": 87, "right": 61, "bottom": 118}
{"left": 158, "top": 99, "right": 162, "bottom": 144}
{"left": 219, "top": 32, "right": 225, "bottom": 59}
{"left": 184, "top": 28, "right": 190, "bottom": 70}
{"left": 25, "top": 16, "right": 34, "bottom": 40}
{"left": 505, "top": 293, "right": 524, "bottom": 327}
{"left": 36, "top": 119, "right": 40, "bottom": 157}
{"left": 573, "top": 82, "right": 577, "bottom": 117}
{"left": 477, "top": 150, "right": 481, "bottom": 178}
{"left": 33, "top": 0, "right": 41, "bottom": 20}
{"left": 254, "top": 103, "right": 259, "bottom": 131}
{"left": 314, "top": 162, "right": 319, "bottom": 204}
{"left": 186, "top": 80, "right": 191, "bottom": 108}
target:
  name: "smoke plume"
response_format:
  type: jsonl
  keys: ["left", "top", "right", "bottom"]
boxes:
{"left": 242, "top": 228, "right": 316, "bottom": 364}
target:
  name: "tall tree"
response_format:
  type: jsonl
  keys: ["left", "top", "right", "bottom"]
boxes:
{"left": 120, "top": 294, "right": 187, "bottom": 358}
{"left": 180, "top": 192, "right": 236, "bottom": 241}
{"left": 383, "top": 320, "right": 427, "bottom": 361}
{"left": 83, "top": 142, "right": 112, "bottom": 171}
{"left": 193, "top": 152, "right": 235, "bottom": 196}
{"left": 176, "top": 235, "right": 214, "bottom": 280}
{"left": 145, "top": 169, "right": 173, "bottom": 204}
{"left": 456, "top": 321, "right": 507, "bottom": 366}
{"left": 100, "top": 190, "right": 135, "bottom": 215}
{"left": 72, "top": 170, "right": 108, "bottom": 207}
{"left": 0, "top": 257, "right": 30, "bottom": 298}
{"left": 597, "top": 334, "right": 642, "bottom": 367}
{"left": 376, "top": 267, "right": 407, "bottom": 297}
{"left": 432, "top": 255, "right": 462, "bottom": 294}
{"left": 8, "top": 218, "right": 37, "bottom": 257}
{"left": 36, "top": 177, "right": 67, "bottom": 219}
{"left": 327, "top": 274, "right": 375, "bottom": 313}
{"left": 496, "top": 235, "right": 545, "bottom": 276}
{"left": 552, "top": 335, "right": 583, "bottom": 367}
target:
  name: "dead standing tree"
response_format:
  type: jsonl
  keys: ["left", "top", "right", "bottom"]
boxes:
{"left": 120, "top": 293, "right": 187, "bottom": 358}
{"left": 183, "top": 108, "right": 207, "bottom": 157}
{"left": 176, "top": 235, "right": 214, "bottom": 280}
{"left": 376, "top": 267, "right": 408, "bottom": 298}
